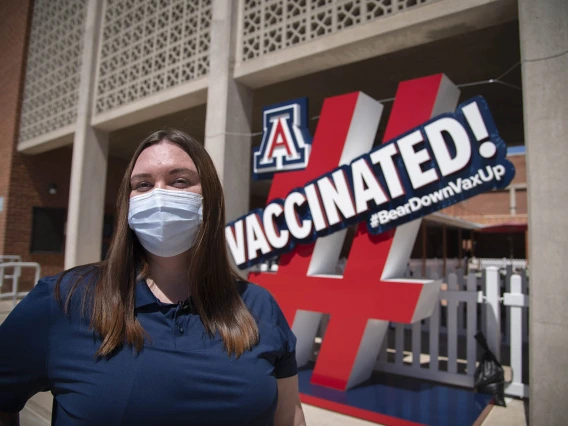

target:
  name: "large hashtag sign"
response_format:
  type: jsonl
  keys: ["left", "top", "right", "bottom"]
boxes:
{"left": 250, "top": 75, "right": 460, "bottom": 391}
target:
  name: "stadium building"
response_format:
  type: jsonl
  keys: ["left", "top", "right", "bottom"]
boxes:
{"left": 0, "top": 0, "right": 566, "bottom": 424}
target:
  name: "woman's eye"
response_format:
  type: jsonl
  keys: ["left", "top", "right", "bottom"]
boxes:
{"left": 134, "top": 182, "right": 152, "bottom": 191}
{"left": 173, "top": 178, "right": 189, "bottom": 187}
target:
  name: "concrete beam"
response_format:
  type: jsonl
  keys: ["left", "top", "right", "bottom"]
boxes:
{"left": 91, "top": 78, "right": 208, "bottom": 132}
{"left": 234, "top": 0, "right": 518, "bottom": 88}
{"left": 16, "top": 124, "right": 74, "bottom": 154}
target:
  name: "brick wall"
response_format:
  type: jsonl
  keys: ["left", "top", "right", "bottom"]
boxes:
{"left": 508, "top": 155, "right": 526, "bottom": 185}
{"left": 0, "top": 0, "right": 75, "bottom": 287}
{"left": 0, "top": 0, "right": 32, "bottom": 257}
{"left": 6, "top": 148, "right": 73, "bottom": 281}
{"left": 0, "top": 0, "right": 35, "bottom": 291}
{"left": 441, "top": 154, "right": 527, "bottom": 225}
{"left": 2, "top": 149, "right": 129, "bottom": 291}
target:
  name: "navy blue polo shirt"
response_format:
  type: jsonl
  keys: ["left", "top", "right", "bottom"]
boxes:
{"left": 0, "top": 270, "right": 297, "bottom": 425}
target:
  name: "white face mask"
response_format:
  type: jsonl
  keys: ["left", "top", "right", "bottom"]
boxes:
{"left": 128, "top": 188, "right": 203, "bottom": 257}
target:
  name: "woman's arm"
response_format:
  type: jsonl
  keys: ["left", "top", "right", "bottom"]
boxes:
{"left": 0, "top": 279, "right": 53, "bottom": 415}
{"left": 274, "top": 375, "right": 306, "bottom": 426}
{"left": 0, "top": 411, "right": 19, "bottom": 426}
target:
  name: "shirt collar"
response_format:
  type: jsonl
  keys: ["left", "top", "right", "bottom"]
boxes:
{"left": 135, "top": 279, "right": 160, "bottom": 309}
{"left": 134, "top": 278, "right": 194, "bottom": 311}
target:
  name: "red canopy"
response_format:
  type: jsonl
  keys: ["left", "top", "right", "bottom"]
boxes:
{"left": 477, "top": 223, "right": 528, "bottom": 233}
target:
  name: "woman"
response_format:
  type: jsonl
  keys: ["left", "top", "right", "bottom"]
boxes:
{"left": 0, "top": 129, "right": 306, "bottom": 426}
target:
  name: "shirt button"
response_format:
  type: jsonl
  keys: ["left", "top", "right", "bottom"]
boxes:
{"left": 177, "top": 325, "right": 184, "bottom": 334}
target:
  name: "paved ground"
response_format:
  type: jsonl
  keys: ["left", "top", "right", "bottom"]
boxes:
{"left": 19, "top": 396, "right": 382, "bottom": 426}
{"left": 303, "top": 401, "right": 528, "bottom": 426}
{"left": 2, "top": 300, "right": 527, "bottom": 425}
{"left": 17, "top": 396, "right": 527, "bottom": 426}
{"left": 482, "top": 399, "right": 528, "bottom": 426}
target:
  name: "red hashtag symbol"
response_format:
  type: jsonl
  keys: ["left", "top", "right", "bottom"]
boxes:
{"left": 251, "top": 75, "right": 458, "bottom": 390}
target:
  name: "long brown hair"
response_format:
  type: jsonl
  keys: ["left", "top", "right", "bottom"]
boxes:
{"left": 56, "top": 129, "right": 259, "bottom": 357}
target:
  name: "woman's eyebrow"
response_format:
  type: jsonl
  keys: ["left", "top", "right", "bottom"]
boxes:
{"left": 168, "top": 167, "right": 197, "bottom": 176}
{"left": 130, "top": 168, "right": 197, "bottom": 182}
{"left": 130, "top": 173, "right": 152, "bottom": 181}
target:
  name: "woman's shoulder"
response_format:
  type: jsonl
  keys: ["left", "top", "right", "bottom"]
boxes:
{"left": 29, "top": 264, "right": 100, "bottom": 314}
{"left": 37, "top": 264, "right": 99, "bottom": 292}
{"left": 237, "top": 280, "right": 284, "bottom": 324}
{"left": 238, "top": 281, "right": 297, "bottom": 359}
{"left": 1, "top": 265, "right": 99, "bottom": 338}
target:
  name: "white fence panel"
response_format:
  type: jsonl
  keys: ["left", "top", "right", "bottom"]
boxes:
{"left": 412, "top": 321, "right": 421, "bottom": 369}
{"left": 447, "top": 273, "right": 459, "bottom": 374}
{"left": 374, "top": 267, "right": 528, "bottom": 397}
{"left": 503, "top": 274, "right": 529, "bottom": 398}
{"left": 307, "top": 265, "right": 529, "bottom": 397}
{"left": 395, "top": 323, "right": 404, "bottom": 366}
{"left": 484, "top": 266, "right": 501, "bottom": 360}
{"left": 375, "top": 275, "right": 478, "bottom": 388}
{"left": 429, "top": 299, "right": 440, "bottom": 371}
{"left": 466, "top": 273, "right": 478, "bottom": 378}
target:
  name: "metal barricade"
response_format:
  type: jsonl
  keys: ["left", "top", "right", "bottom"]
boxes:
{"left": 0, "top": 256, "right": 22, "bottom": 263}
{"left": 0, "top": 262, "right": 41, "bottom": 307}
{"left": 0, "top": 256, "right": 23, "bottom": 289}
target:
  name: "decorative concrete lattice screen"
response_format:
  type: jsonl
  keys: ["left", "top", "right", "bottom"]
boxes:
{"left": 19, "top": 0, "right": 87, "bottom": 143}
{"left": 95, "top": 0, "right": 211, "bottom": 114}
{"left": 241, "top": 0, "right": 433, "bottom": 61}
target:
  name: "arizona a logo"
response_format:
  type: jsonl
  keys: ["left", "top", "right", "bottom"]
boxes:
{"left": 253, "top": 98, "right": 312, "bottom": 179}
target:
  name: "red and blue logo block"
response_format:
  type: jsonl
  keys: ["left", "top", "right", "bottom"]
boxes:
{"left": 253, "top": 98, "right": 312, "bottom": 180}
{"left": 241, "top": 74, "right": 505, "bottom": 424}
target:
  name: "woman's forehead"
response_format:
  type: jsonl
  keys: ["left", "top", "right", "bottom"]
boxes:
{"left": 132, "top": 141, "right": 197, "bottom": 174}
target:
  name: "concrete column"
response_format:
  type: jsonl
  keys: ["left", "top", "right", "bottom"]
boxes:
{"left": 64, "top": 0, "right": 108, "bottom": 268}
{"left": 519, "top": 0, "right": 568, "bottom": 423}
{"left": 205, "top": 0, "right": 253, "bottom": 223}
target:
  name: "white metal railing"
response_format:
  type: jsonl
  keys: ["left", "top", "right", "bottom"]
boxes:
{"left": 0, "top": 262, "right": 42, "bottom": 307}
{"left": 470, "top": 257, "right": 528, "bottom": 271}
{"left": 253, "top": 257, "right": 467, "bottom": 277}
{"left": 0, "top": 256, "right": 23, "bottom": 302}
{"left": 406, "top": 258, "right": 463, "bottom": 279}
{"left": 0, "top": 256, "right": 22, "bottom": 263}
{"left": 406, "top": 258, "right": 529, "bottom": 279}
